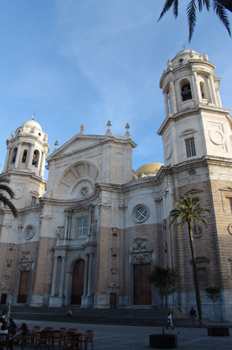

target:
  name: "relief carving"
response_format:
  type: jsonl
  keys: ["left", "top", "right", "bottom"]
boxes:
{"left": 108, "top": 280, "right": 119, "bottom": 293}
{"left": 130, "top": 238, "right": 155, "bottom": 265}
{"left": 19, "top": 251, "right": 33, "bottom": 272}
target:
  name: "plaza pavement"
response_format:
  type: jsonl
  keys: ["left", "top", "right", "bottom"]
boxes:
{"left": 12, "top": 318, "right": 232, "bottom": 350}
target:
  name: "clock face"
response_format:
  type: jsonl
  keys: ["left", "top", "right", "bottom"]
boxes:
{"left": 25, "top": 226, "right": 35, "bottom": 240}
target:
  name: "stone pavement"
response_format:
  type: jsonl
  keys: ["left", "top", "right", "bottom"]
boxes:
{"left": 12, "top": 318, "right": 232, "bottom": 350}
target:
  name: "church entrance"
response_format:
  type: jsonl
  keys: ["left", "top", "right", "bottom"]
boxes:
{"left": 71, "top": 260, "right": 85, "bottom": 304}
{"left": 18, "top": 271, "right": 30, "bottom": 303}
{"left": 133, "top": 264, "right": 152, "bottom": 305}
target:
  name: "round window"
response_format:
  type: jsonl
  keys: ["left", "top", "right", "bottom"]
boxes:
{"left": 81, "top": 187, "right": 88, "bottom": 197}
{"left": 24, "top": 225, "right": 35, "bottom": 240}
{"left": 133, "top": 205, "right": 149, "bottom": 223}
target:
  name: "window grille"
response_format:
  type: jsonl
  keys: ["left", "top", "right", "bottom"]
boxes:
{"left": 185, "top": 138, "right": 196, "bottom": 158}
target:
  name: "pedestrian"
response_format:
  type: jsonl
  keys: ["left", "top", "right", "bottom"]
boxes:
{"left": 166, "top": 311, "right": 174, "bottom": 329}
{"left": 1, "top": 308, "right": 7, "bottom": 320}
{"left": 9, "top": 317, "right": 17, "bottom": 329}
{"left": 66, "top": 309, "right": 72, "bottom": 317}
{"left": 189, "top": 307, "right": 197, "bottom": 325}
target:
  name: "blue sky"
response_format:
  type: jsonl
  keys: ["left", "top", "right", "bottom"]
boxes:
{"left": 0, "top": 0, "right": 232, "bottom": 177}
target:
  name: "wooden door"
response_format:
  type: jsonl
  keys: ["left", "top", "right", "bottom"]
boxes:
{"left": 133, "top": 264, "right": 152, "bottom": 305}
{"left": 71, "top": 260, "right": 85, "bottom": 304}
{"left": 18, "top": 271, "right": 30, "bottom": 303}
{"left": 110, "top": 293, "right": 117, "bottom": 308}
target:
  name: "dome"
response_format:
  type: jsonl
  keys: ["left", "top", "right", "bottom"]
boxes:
{"left": 22, "top": 119, "right": 42, "bottom": 130}
{"left": 136, "top": 162, "right": 163, "bottom": 175}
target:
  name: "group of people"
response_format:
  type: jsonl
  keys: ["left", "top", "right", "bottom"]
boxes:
{"left": 166, "top": 307, "right": 197, "bottom": 329}
{"left": 0, "top": 310, "right": 29, "bottom": 350}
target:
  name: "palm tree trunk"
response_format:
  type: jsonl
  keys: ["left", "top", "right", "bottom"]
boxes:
{"left": 188, "top": 222, "right": 202, "bottom": 323}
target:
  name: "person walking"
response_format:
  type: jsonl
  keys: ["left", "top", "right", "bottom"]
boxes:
{"left": 166, "top": 312, "right": 174, "bottom": 329}
{"left": 189, "top": 307, "right": 197, "bottom": 325}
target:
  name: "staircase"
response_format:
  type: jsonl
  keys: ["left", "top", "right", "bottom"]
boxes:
{"left": 8, "top": 306, "right": 192, "bottom": 327}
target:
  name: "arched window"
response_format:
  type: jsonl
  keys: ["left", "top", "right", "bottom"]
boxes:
{"left": 22, "top": 150, "right": 27, "bottom": 163}
{"left": 11, "top": 148, "right": 17, "bottom": 164}
{"left": 181, "top": 83, "right": 192, "bottom": 101}
{"left": 32, "top": 150, "right": 39, "bottom": 167}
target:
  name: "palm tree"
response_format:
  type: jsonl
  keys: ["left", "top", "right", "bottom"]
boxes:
{"left": 159, "top": 0, "right": 231, "bottom": 42}
{"left": 169, "top": 194, "right": 210, "bottom": 323}
{"left": 0, "top": 178, "right": 17, "bottom": 218}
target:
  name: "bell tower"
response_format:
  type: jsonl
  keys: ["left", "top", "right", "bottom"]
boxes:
{"left": 2, "top": 117, "right": 50, "bottom": 208}
{"left": 158, "top": 49, "right": 232, "bottom": 166}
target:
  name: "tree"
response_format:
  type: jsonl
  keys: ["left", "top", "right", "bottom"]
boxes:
{"left": 159, "top": 0, "right": 231, "bottom": 42}
{"left": 0, "top": 178, "right": 17, "bottom": 218}
{"left": 149, "top": 266, "right": 177, "bottom": 334}
{"left": 169, "top": 194, "right": 210, "bottom": 324}
{"left": 204, "top": 286, "right": 221, "bottom": 324}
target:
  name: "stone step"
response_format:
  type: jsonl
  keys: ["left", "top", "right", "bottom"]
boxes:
{"left": 7, "top": 306, "right": 192, "bottom": 327}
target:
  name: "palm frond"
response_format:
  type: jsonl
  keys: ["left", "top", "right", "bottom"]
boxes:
{"left": 0, "top": 194, "right": 18, "bottom": 218}
{"left": 203, "top": 0, "right": 210, "bottom": 10}
{"left": 0, "top": 184, "right": 15, "bottom": 199}
{"left": 213, "top": 0, "right": 231, "bottom": 35}
{"left": 173, "top": 0, "right": 179, "bottom": 17}
{"left": 158, "top": 0, "right": 177, "bottom": 21}
{"left": 0, "top": 177, "right": 17, "bottom": 218}
{"left": 187, "top": 0, "right": 197, "bottom": 42}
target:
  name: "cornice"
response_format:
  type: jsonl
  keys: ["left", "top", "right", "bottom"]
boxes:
{"left": 157, "top": 105, "right": 231, "bottom": 136}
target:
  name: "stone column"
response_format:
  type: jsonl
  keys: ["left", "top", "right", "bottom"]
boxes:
{"left": 27, "top": 145, "right": 34, "bottom": 169}
{"left": 15, "top": 143, "right": 22, "bottom": 168}
{"left": 169, "top": 80, "right": 177, "bottom": 114}
{"left": 192, "top": 70, "right": 200, "bottom": 103}
{"left": 64, "top": 213, "right": 69, "bottom": 240}
{"left": 68, "top": 214, "right": 72, "bottom": 239}
{"left": 216, "top": 87, "right": 222, "bottom": 107}
{"left": 209, "top": 74, "right": 217, "bottom": 105}
{"left": 39, "top": 152, "right": 46, "bottom": 177}
{"left": 163, "top": 91, "right": 169, "bottom": 117}
{"left": 50, "top": 256, "right": 58, "bottom": 296}
{"left": 3, "top": 147, "right": 11, "bottom": 172}
{"left": 83, "top": 254, "right": 89, "bottom": 297}
{"left": 87, "top": 253, "right": 94, "bottom": 297}
{"left": 59, "top": 256, "right": 66, "bottom": 297}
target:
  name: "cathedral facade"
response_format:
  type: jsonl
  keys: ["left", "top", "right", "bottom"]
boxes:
{"left": 1, "top": 49, "right": 232, "bottom": 322}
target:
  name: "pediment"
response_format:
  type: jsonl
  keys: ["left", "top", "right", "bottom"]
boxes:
{"left": 47, "top": 134, "right": 106, "bottom": 161}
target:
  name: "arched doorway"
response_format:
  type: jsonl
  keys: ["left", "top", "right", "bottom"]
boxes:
{"left": 133, "top": 263, "right": 152, "bottom": 305}
{"left": 71, "top": 260, "right": 85, "bottom": 304}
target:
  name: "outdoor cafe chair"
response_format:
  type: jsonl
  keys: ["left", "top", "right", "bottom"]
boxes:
{"left": 80, "top": 330, "right": 94, "bottom": 350}
{"left": 66, "top": 331, "right": 82, "bottom": 350}
{"left": 38, "top": 329, "right": 51, "bottom": 349}
{"left": 0, "top": 333, "right": 8, "bottom": 350}
{"left": 51, "top": 330, "right": 62, "bottom": 350}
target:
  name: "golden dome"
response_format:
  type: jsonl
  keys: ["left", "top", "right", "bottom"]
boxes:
{"left": 136, "top": 162, "right": 163, "bottom": 175}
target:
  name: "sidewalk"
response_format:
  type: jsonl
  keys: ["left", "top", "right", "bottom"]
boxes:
{"left": 12, "top": 319, "right": 231, "bottom": 350}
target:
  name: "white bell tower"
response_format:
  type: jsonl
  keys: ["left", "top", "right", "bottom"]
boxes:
{"left": 158, "top": 50, "right": 232, "bottom": 166}
{"left": 2, "top": 117, "right": 50, "bottom": 208}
